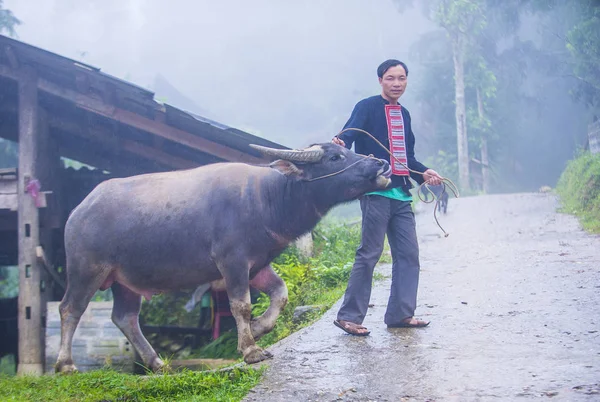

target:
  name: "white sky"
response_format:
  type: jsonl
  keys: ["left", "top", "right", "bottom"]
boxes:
{"left": 6, "top": 0, "right": 434, "bottom": 148}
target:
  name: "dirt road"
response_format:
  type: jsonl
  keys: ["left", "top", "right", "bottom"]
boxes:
{"left": 244, "top": 193, "right": 600, "bottom": 401}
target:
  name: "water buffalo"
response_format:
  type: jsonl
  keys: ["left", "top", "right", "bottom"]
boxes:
{"left": 55, "top": 143, "right": 391, "bottom": 373}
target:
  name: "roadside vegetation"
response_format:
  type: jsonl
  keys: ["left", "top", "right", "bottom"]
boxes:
{"left": 556, "top": 151, "right": 600, "bottom": 233}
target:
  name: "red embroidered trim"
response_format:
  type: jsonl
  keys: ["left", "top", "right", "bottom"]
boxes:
{"left": 385, "top": 105, "right": 409, "bottom": 176}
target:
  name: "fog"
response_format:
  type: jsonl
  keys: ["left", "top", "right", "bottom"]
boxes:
{"left": 4, "top": 0, "right": 596, "bottom": 192}
{"left": 5, "top": 0, "right": 434, "bottom": 148}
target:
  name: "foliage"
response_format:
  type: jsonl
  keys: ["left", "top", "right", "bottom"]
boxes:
{"left": 0, "top": 266, "right": 18, "bottom": 298}
{"left": 0, "top": 367, "right": 262, "bottom": 402}
{"left": 0, "top": 355, "right": 15, "bottom": 376}
{"left": 0, "top": 0, "right": 20, "bottom": 37}
{"left": 401, "top": 0, "right": 596, "bottom": 193}
{"left": 566, "top": 2, "right": 600, "bottom": 108}
{"left": 424, "top": 150, "right": 458, "bottom": 187}
{"left": 0, "top": 139, "right": 18, "bottom": 169}
{"left": 556, "top": 151, "right": 600, "bottom": 233}
{"left": 435, "top": 0, "right": 487, "bottom": 40}
{"left": 141, "top": 291, "right": 201, "bottom": 328}
{"left": 192, "top": 331, "right": 239, "bottom": 360}
{"left": 0, "top": 3, "right": 19, "bottom": 168}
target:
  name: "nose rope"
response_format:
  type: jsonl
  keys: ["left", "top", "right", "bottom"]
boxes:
{"left": 335, "top": 127, "right": 460, "bottom": 237}
{"left": 303, "top": 155, "right": 379, "bottom": 182}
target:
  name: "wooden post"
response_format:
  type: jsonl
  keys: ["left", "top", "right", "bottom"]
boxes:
{"left": 37, "top": 108, "right": 54, "bottom": 317}
{"left": 17, "top": 66, "right": 44, "bottom": 376}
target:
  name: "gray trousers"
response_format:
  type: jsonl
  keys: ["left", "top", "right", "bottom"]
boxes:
{"left": 337, "top": 195, "right": 421, "bottom": 325}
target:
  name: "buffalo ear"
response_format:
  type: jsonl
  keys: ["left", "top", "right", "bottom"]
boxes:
{"left": 270, "top": 159, "right": 304, "bottom": 178}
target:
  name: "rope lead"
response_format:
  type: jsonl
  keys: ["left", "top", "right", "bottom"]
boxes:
{"left": 335, "top": 128, "right": 460, "bottom": 237}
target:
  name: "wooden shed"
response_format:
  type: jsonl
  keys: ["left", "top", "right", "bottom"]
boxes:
{"left": 0, "top": 34, "right": 287, "bottom": 375}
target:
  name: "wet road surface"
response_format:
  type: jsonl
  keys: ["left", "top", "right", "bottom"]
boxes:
{"left": 244, "top": 193, "right": 600, "bottom": 401}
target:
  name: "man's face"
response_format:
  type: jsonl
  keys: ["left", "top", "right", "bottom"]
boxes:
{"left": 379, "top": 65, "right": 408, "bottom": 101}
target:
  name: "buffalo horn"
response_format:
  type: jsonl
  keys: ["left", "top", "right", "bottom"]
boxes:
{"left": 249, "top": 144, "right": 324, "bottom": 163}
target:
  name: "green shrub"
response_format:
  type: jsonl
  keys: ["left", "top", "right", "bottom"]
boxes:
{"left": 140, "top": 291, "right": 201, "bottom": 327}
{"left": 0, "top": 266, "right": 18, "bottom": 298}
{"left": 556, "top": 151, "right": 600, "bottom": 233}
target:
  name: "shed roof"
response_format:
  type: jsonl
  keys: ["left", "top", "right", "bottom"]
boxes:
{"left": 0, "top": 34, "right": 288, "bottom": 175}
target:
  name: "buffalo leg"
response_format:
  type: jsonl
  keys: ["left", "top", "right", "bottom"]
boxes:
{"left": 249, "top": 265, "right": 288, "bottom": 340}
{"left": 55, "top": 267, "right": 108, "bottom": 373}
{"left": 219, "top": 259, "right": 272, "bottom": 364}
{"left": 111, "top": 283, "right": 164, "bottom": 372}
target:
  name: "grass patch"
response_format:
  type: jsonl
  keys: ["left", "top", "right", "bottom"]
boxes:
{"left": 556, "top": 151, "right": 600, "bottom": 233}
{"left": 0, "top": 367, "right": 262, "bottom": 402}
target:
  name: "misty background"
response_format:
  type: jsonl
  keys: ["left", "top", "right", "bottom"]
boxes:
{"left": 2, "top": 0, "right": 598, "bottom": 193}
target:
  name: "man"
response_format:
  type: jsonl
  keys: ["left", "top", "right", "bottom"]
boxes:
{"left": 332, "top": 59, "right": 442, "bottom": 336}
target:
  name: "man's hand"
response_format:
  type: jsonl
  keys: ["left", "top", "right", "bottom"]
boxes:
{"left": 332, "top": 137, "right": 345, "bottom": 147}
{"left": 423, "top": 169, "right": 443, "bottom": 186}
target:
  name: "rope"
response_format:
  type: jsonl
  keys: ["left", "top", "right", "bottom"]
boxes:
{"left": 335, "top": 128, "right": 460, "bottom": 237}
{"left": 303, "top": 158, "right": 373, "bottom": 182}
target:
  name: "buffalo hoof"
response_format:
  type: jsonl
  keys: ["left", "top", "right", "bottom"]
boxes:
{"left": 243, "top": 346, "right": 273, "bottom": 364}
{"left": 55, "top": 361, "right": 78, "bottom": 374}
{"left": 148, "top": 357, "right": 167, "bottom": 373}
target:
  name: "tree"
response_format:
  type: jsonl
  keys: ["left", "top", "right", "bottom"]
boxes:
{"left": 396, "top": 0, "right": 491, "bottom": 192}
{"left": 400, "top": 0, "right": 593, "bottom": 193}
{"left": 466, "top": 55, "right": 496, "bottom": 193}
{"left": 0, "top": 0, "right": 20, "bottom": 36}
{"left": 409, "top": 30, "right": 458, "bottom": 181}
{"left": 565, "top": 1, "right": 600, "bottom": 111}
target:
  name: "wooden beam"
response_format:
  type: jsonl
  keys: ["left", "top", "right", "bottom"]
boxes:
{"left": 121, "top": 140, "right": 198, "bottom": 170}
{"left": 37, "top": 75, "right": 264, "bottom": 164}
{"left": 47, "top": 116, "right": 200, "bottom": 170}
{"left": 110, "top": 109, "right": 264, "bottom": 164}
{"left": 0, "top": 175, "right": 18, "bottom": 211}
{"left": 36, "top": 246, "right": 66, "bottom": 292}
{"left": 17, "top": 66, "right": 44, "bottom": 376}
{"left": 0, "top": 63, "right": 268, "bottom": 164}
{"left": 0, "top": 62, "right": 18, "bottom": 80}
{"left": 74, "top": 71, "right": 90, "bottom": 93}
{"left": 4, "top": 45, "right": 19, "bottom": 70}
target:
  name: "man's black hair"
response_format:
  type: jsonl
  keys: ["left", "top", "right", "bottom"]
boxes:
{"left": 377, "top": 59, "right": 409, "bottom": 78}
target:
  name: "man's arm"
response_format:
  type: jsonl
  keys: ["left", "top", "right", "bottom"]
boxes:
{"left": 333, "top": 99, "right": 369, "bottom": 149}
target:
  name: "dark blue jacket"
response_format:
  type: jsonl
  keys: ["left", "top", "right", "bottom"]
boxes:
{"left": 338, "top": 95, "right": 429, "bottom": 192}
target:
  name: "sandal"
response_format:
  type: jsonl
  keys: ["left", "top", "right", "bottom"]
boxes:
{"left": 333, "top": 320, "right": 371, "bottom": 336}
{"left": 387, "top": 318, "right": 430, "bottom": 328}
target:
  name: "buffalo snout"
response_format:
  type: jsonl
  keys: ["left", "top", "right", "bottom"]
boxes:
{"left": 372, "top": 158, "right": 391, "bottom": 178}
